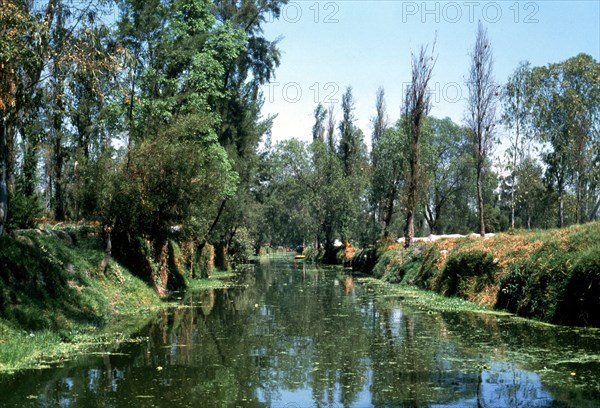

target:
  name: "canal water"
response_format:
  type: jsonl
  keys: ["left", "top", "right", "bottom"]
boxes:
{"left": 1, "top": 258, "right": 599, "bottom": 407}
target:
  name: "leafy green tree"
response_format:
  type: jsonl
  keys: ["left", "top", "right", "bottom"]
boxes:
{"left": 326, "top": 104, "right": 336, "bottom": 151}
{"left": 530, "top": 53, "right": 599, "bottom": 226}
{"left": 111, "top": 115, "right": 237, "bottom": 286}
{"left": 369, "top": 87, "right": 389, "bottom": 236}
{"left": 198, "top": 0, "right": 287, "bottom": 257}
{"left": 312, "top": 103, "right": 327, "bottom": 142}
{"left": 257, "top": 137, "right": 346, "bottom": 260}
{"left": 336, "top": 87, "right": 369, "bottom": 244}
{"left": 338, "top": 87, "right": 362, "bottom": 176}
{"left": 501, "top": 61, "right": 533, "bottom": 229}
{"left": 1, "top": 0, "right": 117, "bottom": 230}
{"left": 371, "top": 123, "right": 405, "bottom": 239}
{"left": 423, "top": 117, "right": 471, "bottom": 234}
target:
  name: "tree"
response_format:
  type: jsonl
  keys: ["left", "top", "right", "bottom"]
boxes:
{"left": 200, "top": 0, "right": 287, "bottom": 257}
{"left": 529, "top": 53, "right": 600, "bottom": 226}
{"left": 465, "top": 22, "right": 498, "bottom": 236}
{"left": 110, "top": 115, "right": 238, "bottom": 289}
{"left": 423, "top": 117, "right": 471, "bottom": 234}
{"left": 514, "top": 156, "right": 548, "bottom": 229}
{"left": 326, "top": 104, "right": 336, "bottom": 151}
{"left": 403, "top": 44, "right": 436, "bottom": 247}
{"left": 501, "top": 61, "right": 533, "bottom": 229}
{"left": 338, "top": 87, "right": 359, "bottom": 176}
{"left": 312, "top": 103, "right": 327, "bottom": 142}
{"left": 1, "top": 0, "right": 115, "bottom": 231}
{"left": 0, "top": 0, "right": 46, "bottom": 234}
{"left": 371, "top": 124, "right": 405, "bottom": 238}
{"left": 369, "top": 87, "right": 389, "bottom": 237}
{"left": 259, "top": 138, "right": 346, "bottom": 262}
{"left": 371, "top": 87, "right": 388, "bottom": 148}
{"left": 336, "top": 87, "right": 369, "bottom": 243}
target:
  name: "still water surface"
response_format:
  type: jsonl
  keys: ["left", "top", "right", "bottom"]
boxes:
{"left": 1, "top": 258, "right": 599, "bottom": 407}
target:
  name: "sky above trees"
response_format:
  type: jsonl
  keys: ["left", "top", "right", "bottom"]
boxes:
{"left": 261, "top": 1, "right": 600, "bottom": 147}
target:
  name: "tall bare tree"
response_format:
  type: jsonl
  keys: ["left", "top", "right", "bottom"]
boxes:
{"left": 465, "top": 22, "right": 498, "bottom": 236}
{"left": 403, "top": 43, "right": 436, "bottom": 247}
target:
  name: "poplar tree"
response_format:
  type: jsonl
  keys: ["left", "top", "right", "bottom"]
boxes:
{"left": 403, "top": 44, "right": 435, "bottom": 247}
{"left": 465, "top": 22, "right": 498, "bottom": 236}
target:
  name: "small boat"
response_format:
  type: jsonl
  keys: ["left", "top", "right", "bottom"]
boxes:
{"left": 294, "top": 255, "right": 306, "bottom": 260}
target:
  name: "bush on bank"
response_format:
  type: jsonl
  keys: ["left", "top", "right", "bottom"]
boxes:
{"left": 0, "top": 227, "right": 162, "bottom": 331}
{"left": 360, "top": 222, "right": 600, "bottom": 327}
{"left": 0, "top": 225, "right": 226, "bottom": 332}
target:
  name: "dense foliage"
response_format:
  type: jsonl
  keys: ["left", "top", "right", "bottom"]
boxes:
{"left": 0, "top": 4, "right": 598, "bottom": 279}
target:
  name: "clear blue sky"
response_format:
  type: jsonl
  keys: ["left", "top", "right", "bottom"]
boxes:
{"left": 260, "top": 0, "right": 600, "bottom": 147}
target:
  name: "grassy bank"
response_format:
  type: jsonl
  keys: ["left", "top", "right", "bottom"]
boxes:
{"left": 362, "top": 222, "right": 600, "bottom": 327}
{"left": 0, "top": 226, "right": 234, "bottom": 372}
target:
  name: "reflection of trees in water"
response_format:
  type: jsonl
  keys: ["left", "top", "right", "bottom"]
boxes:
{"left": 364, "top": 301, "right": 480, "bottom": 406}
{"left": 256, "top": 263, "right": 370, "bottom": 406}
{"left": 436, "top": 311, "right": 600, "bottom": 405}
{"left": 1, "top": 261, "right": 599, "bottom": 407}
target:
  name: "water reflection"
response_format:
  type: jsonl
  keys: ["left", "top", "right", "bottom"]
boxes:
{"left": 0, "top": 259, "right": 599, "bottom": 407}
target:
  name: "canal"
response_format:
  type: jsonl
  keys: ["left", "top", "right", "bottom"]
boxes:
{"left": 1, "top": 257, "right": 599, "bottom": 407}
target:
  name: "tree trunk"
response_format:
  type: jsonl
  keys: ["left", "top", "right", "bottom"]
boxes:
{"left": 215, "top": 242, "right": 229, "bottom": 271}
{"left": 322, "top": 221, "right": 337, "bottom": 264}
{"left": 22, "top": 132, "right": 40, "bottom": 197}
{"left": 590, "top": 196, "right": 600, "bottom": 220}
{"left": 476, "top": 166, "right": 486, "bottom": 236}
{"left": 425, "top": 204, "right": 438, "bottom": 235}
{"left": 405, "top": 149, "right": 419, "bottom": 248}
{"left": 382, "top": 184, "right": 396, "bottom": 238}
{"left": 53, "top": 132, "right": 65, "bottom": 220}
{"left": 157, "top": 240, "right": 169, "bottom": 292}
{"left": 510, "top": 121, "right": 519, "bottom": 230}
{"left": 558, "top": 190, "right": 564, "bottom": 228}
{"left": 5, "top": 118, "right": 14, "bottom": 195}
{"left": 404, "top": 210, "right": 415, "bottom": 248}
{"left": 0, "top": 115, "right": 7, "bottom": 236}
{"left": 197, "top": 198, "right": 228, "bottom": 259}
{"left": 99, "top": 226, "right": 112, "bottom": 273}
{"left": 510, "top": 192, "right": 516, "bottom": 229}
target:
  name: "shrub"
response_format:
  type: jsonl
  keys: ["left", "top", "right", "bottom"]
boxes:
{"left": 372, "top": 250, "right": 397, "bottom": 279}
{"left": 437, "top": 250, "right": 496, "bottom": 296}
{"left": 351, "top": 247, "right": 377, "bottom": 273}
{"left": 6, "top": 190, "right": 43, "bottom": 231}
{"left": 554, "top": 248, "right": 600, "bottom": 326}
{"left": 229, "top": 227, "right": 255, "bottom": 266}
{"left": 303, "top": 246, "right": 323, "bottom": 263}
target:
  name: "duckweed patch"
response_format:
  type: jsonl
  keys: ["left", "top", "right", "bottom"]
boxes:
{"left": 358, "top": 277, "right": 508, "bottom": 316}
{"left": 185, "top": 269, "right": 244, "bottom": 290}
